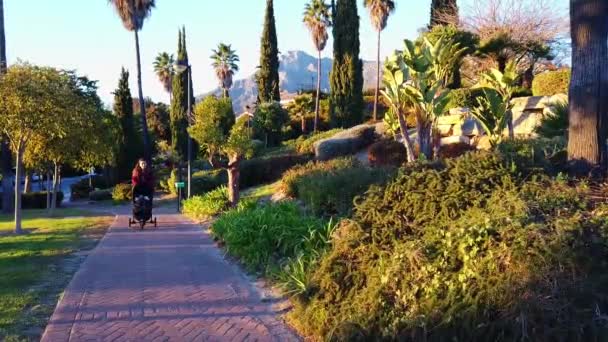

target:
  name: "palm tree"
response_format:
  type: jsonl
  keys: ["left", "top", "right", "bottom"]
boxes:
{"left": 364, "top": 0, "right": 395, "bottom": 122}
{"left": 567, "top": 0, "right": 608, "bottom": 175}
{"left": 153, "top": 52, "right": 175, "bottom": 100}
{"left": 210, "top": 43, "right": 239, "bottom": 98}
{"left": 303, "top": 0, "right": 331, "bottom": 133}
{"left": 108, "top": 0, "right": 155, "bottom": 161}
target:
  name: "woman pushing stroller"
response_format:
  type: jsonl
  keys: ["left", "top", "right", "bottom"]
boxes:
{"left": 129, "top": 158, "right": 157, "bottom": 229}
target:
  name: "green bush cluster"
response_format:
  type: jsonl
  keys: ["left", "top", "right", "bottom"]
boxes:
{"left": 88, "top": 189, "right": 112, "bottom": 201}
{"left": 367, "top": 139, "right": 406, "bottom": 167}
{"left": 497, "top": 137, "right": 567, "bottom": 175}
{"left": 69, "top": 176, "right": 109, "bottom": 200}
{"left": 447, "top": 87, "right": 489, "bottom": 109}
{"left": 281, "top": 157, "right": 395, "bottom": 217}
{"left": 112, "top": 183, "right": 132, "bottom": 202}
{"left": 182, "top": 186, "right": 229, "bottom": 221}
{"left": 0, "top": 191, "right": 64, "bottom": 209}
{"left": 532, "top": 69, "right": 571, "bottom": 96}
{"left": 292, "top": 152, "right": 608, "bottom": 340}
{"left": 239, "top": 154, "right": 311, "bottom": 189}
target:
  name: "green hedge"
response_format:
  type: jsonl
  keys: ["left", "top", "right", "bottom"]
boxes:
{"left": 112, "top": 183, "right": 132, "bottom": 202}
{"left": 532, "top": 69, "right": 571, "bottom": 96}
{"left": 89, "top": 189, "right": 112, "bottom": 201}
{"left": 0, "top": 191, "right": 64, "bottom": 209}
{"left": 70, "top": 175, "right": 109, "bottom": 200}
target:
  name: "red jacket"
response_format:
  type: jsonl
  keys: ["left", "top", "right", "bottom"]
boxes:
{"left": 132, "top": 168, "right": 154, "bottom": 191}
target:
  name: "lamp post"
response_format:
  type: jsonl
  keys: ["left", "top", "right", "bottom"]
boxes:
{"left": 174, "top": 62, "right": 193, "bottom": 199}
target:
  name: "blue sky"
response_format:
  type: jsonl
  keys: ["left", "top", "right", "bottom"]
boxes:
{"left": 5, "top": 0, "right": 568, "bottom": 105}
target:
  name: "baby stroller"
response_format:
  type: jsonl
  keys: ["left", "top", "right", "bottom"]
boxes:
{"left": 128, "top": 186, "right": 157, "bottom": 229}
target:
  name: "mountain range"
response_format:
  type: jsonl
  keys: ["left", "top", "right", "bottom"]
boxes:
{"left": 199, "top": 50, "right": 380, "bottom": 114}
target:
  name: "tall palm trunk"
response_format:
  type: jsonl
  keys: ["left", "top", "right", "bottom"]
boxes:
{"left": 314, "top": 50, "right": 322, "bottom": 133}
{"left": 567, "top": 0, "right": 608, "bottom": 175}
{"left": 373, "top": 29, "right": 381, "bottom": 122}
{"left": 0, "top": 0, "right": 11, "bottom": 214}
{"left": 134, "top": 30, "right": 151, "bottom": 161}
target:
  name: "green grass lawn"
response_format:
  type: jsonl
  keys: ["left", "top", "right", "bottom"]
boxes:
{"left": 0, "top": 208, "right": 112, "bottom": 341}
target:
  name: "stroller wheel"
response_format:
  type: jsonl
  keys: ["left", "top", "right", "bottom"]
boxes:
{"left": 139, "top": 221, "right": 145, "bottom": 230}
{"left": 154, "top": 217, "right": 157, "bottom": 227}
{"left": 128, "top": 218, "right": 132, "bottom": 227}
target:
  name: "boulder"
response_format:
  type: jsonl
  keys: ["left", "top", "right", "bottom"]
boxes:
{"left": 314, "top": 124, "right": 377, "bottom": 161}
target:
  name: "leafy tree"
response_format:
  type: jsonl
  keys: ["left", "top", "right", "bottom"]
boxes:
{"left": 287, "top": 93, "right": 315, "bottom": 134}
{"left": 253, "top": 102, "right": 289, "bottom": 147}
{"left": 382, "top": 36, "right": 464, "bottom": 160}
{"left": 363, "top": 0, "right": 395, "bottom": 122}
{"left": 303, "top": 0, "right": 331, "bottom": 132}
{"left": 145, "top": 100, "right": 171, "bottom": 143}
{"left": 189, "top": 96, "right": 235, "bottom": 168}
{"left": 189, "top": 98, "right": 253, "bottom": 206}
{"left": 211, "top": 43, "right": 239, "bottom": 98}
{"left": 330, "top": 0, "right": 364, "bottom": 128}
{"left": 153, "top": 52, "right": 174, "bottom": 100}
{"left": 257, "top": 0, "right": 281, "bottom": 103}
{"left": 0, "top": 64, "right": 74, "bottom": 233}
{"left": 567, "top": 0, "right": 608, "bottom": 175}
{"left": 113, "top": 68, "right": 139, "bottom": 181}
{"left": 170, "top": 27, "right": 194, "bottom": 160}
{"left": 430, "top": 0, "right": 458, "bottom": 27}
{"left": 108, "top": 0, "right": 155, "bottom": 161}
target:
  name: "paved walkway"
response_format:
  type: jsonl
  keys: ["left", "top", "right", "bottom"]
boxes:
{"left": 41, "top": 213, "right": 299, "bottom": 342}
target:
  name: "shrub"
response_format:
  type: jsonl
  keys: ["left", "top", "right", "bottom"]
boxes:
{"left": 239, "top": 154, "right": 311, "bottom": 188}
{"left": 293, "top": 153, "right": 608, "bottom": 340}
{"left": 182, "top": 186, "right": 229, "bottom": 221}
{"left": 446, "top": 87, "right": 489, "bottom": 109}
{"left": 70, "top": 175, "right": 108, "bottom": 200}
{"left": 281, "top": 157, "right": 395, "bottom": 216}
{"left": 0, "top": 191, "right": 64, "bottom": 209}
{"left": 368, "top": 139, "right": 406, "bottom": 167}
{"left": 532, "top": 69, "right": 571, "bottom": 96}
{"left": 211, "top": 201, "right": 330, "bottom": 273}
{"left": 112, "top": 183, "right": 132, "bottom": 202}
{"left": 293, "top": 129, "right": 344, "bottom": 155}
{"left": 438, "top": 142, "right": 477, "bottom": 159}
{"left": 89, "top": 189, "right": 112, "bottom": 201}
{"left": 280, "top": 157, "right": 359, "bottom": 197}
{"left": 497, "top": 137, "right": 567, "bottom": 175}
{"left": 314, "top": 124, "right": 377, "bottom": 161}
{"left": 18, "top": 192, "right": 64, "bottom": 209}
{"left": 191, "top": 169, "right": 228, "bottom": 195}
{"left": 535, "top": 100, "right": 568, "bottom": 138}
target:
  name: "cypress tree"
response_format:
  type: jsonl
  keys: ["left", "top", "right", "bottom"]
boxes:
{"left": 329, "top": 0, "right": 364, "bottom": 127}
{"left": 113, "top": 68, "right": 138, "bottom": 181}
{"left": 170, "top": 27, "right": 194, "bottom": 160}
{"left": 257, "top": 0, "right": 281, "bottom": 103}
{"left": 430, "top": 0, "right": 459, "bottom": 27}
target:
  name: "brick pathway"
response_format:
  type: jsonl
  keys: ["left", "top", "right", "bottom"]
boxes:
{"left": 41, "top": 214, "right": 299, "bottom": 342}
